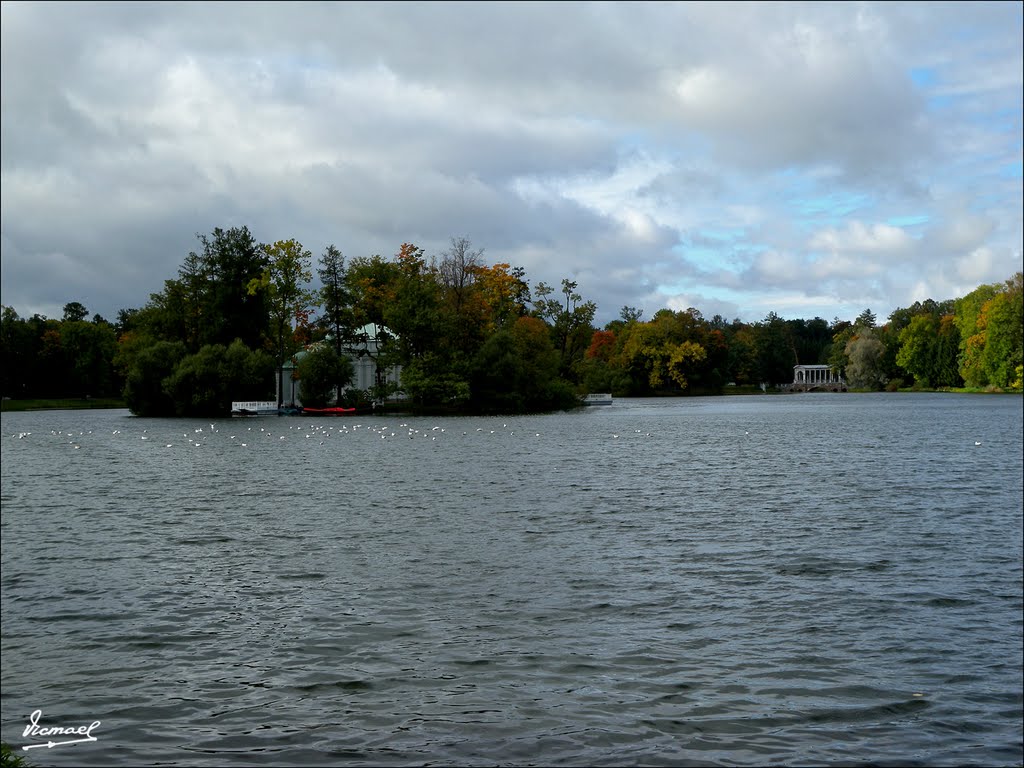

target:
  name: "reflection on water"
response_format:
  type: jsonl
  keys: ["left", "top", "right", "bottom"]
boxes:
{"left": 1, "top": 394, "right": 1022, "bottom": 766}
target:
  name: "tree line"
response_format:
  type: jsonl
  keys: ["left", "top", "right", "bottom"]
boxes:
{"left": 2, "top": 225, "right": 1021, "bottom": 416}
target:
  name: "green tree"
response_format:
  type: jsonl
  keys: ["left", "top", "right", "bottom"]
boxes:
{"left": 754, "top": 312, "right": 796, "bottom": 387}
{"left": 317, "top": 244, "right": 355, "bottom": 353}
{"left": 845, "top": 327, "right": 886, "bottom": 389}
{"left": 1, "top": 306, "right": 37, "bottom": 398}
{"left": 384, "top": 243, "right": 443, "bottom": 365}
{"left": 193, "top": 226, "right": 270, "bottom": 350}
{"left": 163, "top": 344, "right": 232, "bottom": 417}
{"left": 249, "top": 238, "right": 316, "bottom": 406}
{"left": 469, "top": 315, "right": 575, "bottom": 413}
{"left": 826, "top": 318, "right": 854, "bottom": 375}
{"left": 954, "top": 282, "right": 1001, "bottom": 387}
{"left": 62, "top": 301, "right": 89, "bottom": 322}
{"left": 726, "top": 323, "right": 760, "bottom": 386}
{"left": 976, "top": 274, "right": 1024, "bottom": 388}
{"left": 855, "top": 308, "right": 877, "bottom": 328}
{"left": 223, "top": 338, "right": 276, "bottom": 402}
{"left": 175, "top": 248, "right": 208, "bottom": 351}
{"left": 295, "top": 344, "right": 354, "bottom": 408}
{"left": 896, "top": 314, "right": 940, "bottom": 387}
{"left": 933, "top": 315, "right": 963, "bottom": 388}
{"left": 619, "top": 305, "right": 644, "bottom": 324}
{"left": 160, "top": 340, "right": 274, "bottom": 417}
{"left": 122, "top": 340, "right": 187, "bottom": 416}
{"left": 60, "top": 318, "right": 119, "bottom": 397}
{"left": 400, "top": 353, "right": 472, "bottom": 407}
{"left": 894, "top": 312, "right": 962, "bottom": 388}
{"left": 532, "top": 278, "right": 597, "bottom": 381}
{"left": 788, "top": 317, "right": 833, "bottom": 365}
{"left": 36, "top": 322, "right": 66, "bottom": 398}
{"left": 316, "top": 244, "right": 359, "bottom": 399}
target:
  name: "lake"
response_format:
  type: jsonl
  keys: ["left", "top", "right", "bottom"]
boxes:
{"left": 1, "top": 393, "right": 1022, "bottom": 766}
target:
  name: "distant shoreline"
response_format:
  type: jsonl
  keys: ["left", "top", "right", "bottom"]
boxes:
{"left": 1, "top": 398, "right": 128, "bottom": 413}
{"left": 3, "top": 387, "right": 1018, "bottom": 415}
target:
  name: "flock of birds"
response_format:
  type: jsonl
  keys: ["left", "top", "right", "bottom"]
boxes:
{"left": 5, "top": 418, "right": 665, "bottom": 452}
{"left": 8, "top": 421, "right": 984, "bottom": 450}
{"left": 8, "top": 420, "right": 551, "bottom": 450}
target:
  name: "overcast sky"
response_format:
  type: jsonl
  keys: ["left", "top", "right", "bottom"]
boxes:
{"left": 2, "top": 1, "right": 1021, "bottom": 328}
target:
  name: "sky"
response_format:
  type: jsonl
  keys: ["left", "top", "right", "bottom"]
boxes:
{"left": 1, "top": 1, "right": 1021, "bottom": 328}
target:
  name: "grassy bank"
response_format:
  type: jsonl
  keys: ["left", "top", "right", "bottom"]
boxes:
{"left": 1, "top": 397, "right": 127, "bottom": 412}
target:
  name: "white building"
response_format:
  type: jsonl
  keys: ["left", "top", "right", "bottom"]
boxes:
{"left": 279, "top": 324, "right": 403, "bottom": 406}
{"left": 789, "top": 364, "right": 846, "bottom": 391}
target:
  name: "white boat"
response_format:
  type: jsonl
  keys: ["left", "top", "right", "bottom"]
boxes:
{"left": 582, "top": 393, "right": 613, "bottom": 405}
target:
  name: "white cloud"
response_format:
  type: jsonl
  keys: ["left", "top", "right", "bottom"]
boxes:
{"left": 1, "top": 1, "right": 1020, "bottom": 327}
{"left": 809, "top": 221, "right": 915, "bottom": 257}
{"left": 955, "top": 246, "right": 996, "bottom": 283}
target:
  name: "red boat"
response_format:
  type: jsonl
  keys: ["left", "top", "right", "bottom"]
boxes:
{"left": 300, "top": 406, "right": 358, "bottom": 415}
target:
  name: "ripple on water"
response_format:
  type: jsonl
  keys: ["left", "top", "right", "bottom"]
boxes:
{"left": 1, "top": 396, "right": 1022, "bottom": 766}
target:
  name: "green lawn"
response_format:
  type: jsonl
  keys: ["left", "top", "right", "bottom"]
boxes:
{"left": 1, "top": 398, "right": 127, "bottom": 412}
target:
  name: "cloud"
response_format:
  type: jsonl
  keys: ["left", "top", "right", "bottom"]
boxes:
{"left": 1, "top": 1, "right": 1020, "bottom": 329}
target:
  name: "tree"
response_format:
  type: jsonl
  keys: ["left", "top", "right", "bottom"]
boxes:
{"left": 161, "top": 340, "right": 274, "bottom": 417}
{"left": 438, "top": 236, "right": 484, "bottom": 329}
{"left": 933, "top": 315, "right": 963, "bottom": 388}
{"left": 726, "top": 324, "right": 760, "bottom": 386}
{"left": 845, "top": 327, "right": 886, "bottom": 389}
{"left": 316, "top": 244, "right": 358, "bottom": 398}
{"left": 386, "top": 242, "right": 442, "bottom": 362}
{"left": 163, "top": 344, "right": 232, "bottom": 417}
{"left": 896, "top": 314, "right": 940, "bottom": 387}
{"left": 894, "top": 312, "right": 962, "bottom": 389}
{"left": 469, "top": 261, "right": 530, "bottom": 334}
{"left": 954, "top": 282, "right": 1001, "bottom": 387}
{"left": 532, "top": 278, "right": 597, "bottom": 381}
{"left": 122, "top": 340, "right": 187, "bottom": 416}
{"left": 294, "top": 344, "right": 354, "bottom": 408}
{"left": 469, "top": 315, "right": 575, "bottom": 413}
{"left": 346, "top": 254, "right": 400, "bottom": 330}
{"left": 788, "top": 317, "right": 832, "bottom": 365}
{"left": 317, "top": 244, "right": 354, "bottom": 353}
{"left": 435, "top": 236, "right": 496, "bottom": 375}
{"left": 192, "top": 226, "right": 270, "bottom": 350}
{"left": 665, "top": 340, "right": 708, "bottom": 390}
{"left": 855, "top": 308, "right": 877, "bottom": 329}
{"left": 586, "top": 330, "right": 616, "bottom": 362}
{"left": 115, "top": 308, "right": 140, "bottom": 337}
{"left": 754, "top": 312, "right": 796, "bottom": 387}
{"left": 223, "top": 338, "right": 276, "bottom": 403}
{"left": 827, "top": 319, "right": 854, "bottom": 376}
{"left": 62, "top": 302, "right": 89, "bottom": 322}
{"left": 1, "top": 306, "right": 36, "bottom": 398}
{"left": 249, "top": 238, "right": 316, "bottom": 406}
{"left": 620, "top": 305, "right": 644, "bottom": 324}
{"left": 976, "top": 276, "right": 1023, "bottom": 388}
{"left": 175, "top": 248, "right": 207, "bottom": 351}
{"left": 36, "top": 324, "right": 66, "bottom": 398}
{"left": 60, "top": 318, "right": 118, "bottom": 397}
{"left": 613, "top": 316, "right": 707, "bottom": 394}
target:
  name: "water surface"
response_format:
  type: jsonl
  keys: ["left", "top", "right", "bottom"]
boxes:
{"left": 2, "top": 393, "right": 1022, "bottom": 766}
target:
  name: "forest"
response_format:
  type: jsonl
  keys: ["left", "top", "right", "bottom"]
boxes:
{"left": 1, "top": 225, "right": 1021, "bottom": 416}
